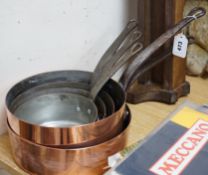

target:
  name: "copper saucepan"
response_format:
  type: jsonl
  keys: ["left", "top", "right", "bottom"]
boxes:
{"left": 6, "top": 71, "right": 126, "bottom": 148}
{"left": 8, "top": 106, "right": 131, "bottom": 175}
{"left": 6, "top": 7, "right": 205, "bottom": 147}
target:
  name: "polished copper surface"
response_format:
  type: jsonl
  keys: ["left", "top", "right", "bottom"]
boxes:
{"left": 7, "top": 108, "right": 131, "bottom": 175}
{"left": 7, "top": 104, "right": 125, "bottom": 148}
{"left": 6, "top": 71, "right": 126, "bottom": 147}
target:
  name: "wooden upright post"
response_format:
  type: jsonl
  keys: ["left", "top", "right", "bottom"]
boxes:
{"left": 127, "top": 0, "right": 189, "bottom": 104}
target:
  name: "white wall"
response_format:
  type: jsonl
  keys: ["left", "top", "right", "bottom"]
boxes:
{"left": 0, "top": 0, "right": 138, "bottom": 134}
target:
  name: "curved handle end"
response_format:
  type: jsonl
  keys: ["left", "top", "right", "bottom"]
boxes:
{"left": 187, "top": 7, "right": 206, "bottom": 19}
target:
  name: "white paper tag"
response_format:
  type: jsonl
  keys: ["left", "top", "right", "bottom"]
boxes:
{"left": 172, "top": 33, "right": 188, "bottom": 58}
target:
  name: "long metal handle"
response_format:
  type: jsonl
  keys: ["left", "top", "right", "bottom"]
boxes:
{"left": 90, "top": 20, "right": 143, "bottom": 99}
{"left": 90, "top": 42, "right": 143, "bottom": 99}
{"left": 91, "top": 20, "right": 138, "bottom": 83}
{"left": 120, "top": 7, "right": 206, "bottom": 90}
{"left": 133, "top": 49, "right": 173, "bottom": 81}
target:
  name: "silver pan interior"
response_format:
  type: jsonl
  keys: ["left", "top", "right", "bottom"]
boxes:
{"left": 6, "top": 71, "right": 125, "bottom": 128}
{"left": 13, "top": 88, "right": 97, "bottom": 127}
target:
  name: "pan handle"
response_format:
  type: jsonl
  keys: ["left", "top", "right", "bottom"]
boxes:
{"left": 92, "top": 20, "right": 139, "bottom": 75}
{"left": 90, "top": 20, "right": 143, "bottom": 99}
{"left": 120, "top": 7, "right": 206, "bottom": 90}
{"left": 132, "top": 48, "right": 173, "bottom": 83}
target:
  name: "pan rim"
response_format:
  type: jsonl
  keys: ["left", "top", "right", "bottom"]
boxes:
{"left": 6, "top": 70, "right": 126, "bottom": 129}
{"left": 7, "top": 105, "right": 131, "bottom": 151}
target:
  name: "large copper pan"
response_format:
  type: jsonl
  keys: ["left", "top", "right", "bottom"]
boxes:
{"left": 8, "top": 106, "right": 131, "bottom": 175}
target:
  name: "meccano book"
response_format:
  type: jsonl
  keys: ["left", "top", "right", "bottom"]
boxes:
{"left": 105, "top": 101, "right": 208, "bottom": 175}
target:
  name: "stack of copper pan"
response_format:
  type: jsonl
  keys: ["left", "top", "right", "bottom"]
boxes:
{"left": 5, "top": 20, "right": 142, "bottom": 175}
{"left": 6, "top": 71, "right": 132, "bottom": 175}
{"left": 5, "top": 7, "right": 205, "bottom": 175}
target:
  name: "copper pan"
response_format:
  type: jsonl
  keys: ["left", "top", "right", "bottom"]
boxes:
{"left": 7, "top": 106, "right": 131, "bottom": 175}
{"left": 6, "top": 71, "right": 126, "bottom": 148}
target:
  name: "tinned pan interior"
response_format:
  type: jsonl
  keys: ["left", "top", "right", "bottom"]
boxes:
{"left": 6, "top": 70, "right": 126, "bottom": 147}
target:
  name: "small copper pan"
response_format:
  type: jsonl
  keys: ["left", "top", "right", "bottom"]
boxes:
{"left": 7, "top": 106, "right": 131, "bottom": 175}
{"left": 6, "top": 71, "right": 126, "bottom": 148}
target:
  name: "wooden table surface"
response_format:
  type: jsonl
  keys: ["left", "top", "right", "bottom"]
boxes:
{"left": 0, "top": 76, "right": 207, "bottom": 175}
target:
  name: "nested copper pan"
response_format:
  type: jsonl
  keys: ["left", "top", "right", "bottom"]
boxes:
{"left": 6, "top": 7, "right": 205, "bottom": 148}
{"left": 5, "top": 20, "right": 141, "bottom": 147}
{"left": 8, "top": 106, "right": 131, "bottom": 175}
{"left": 6, "top": 71, "right": 126, "bottom": 148}
{"left": 99, "top": 91, "right": 115, "bottom": 117}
